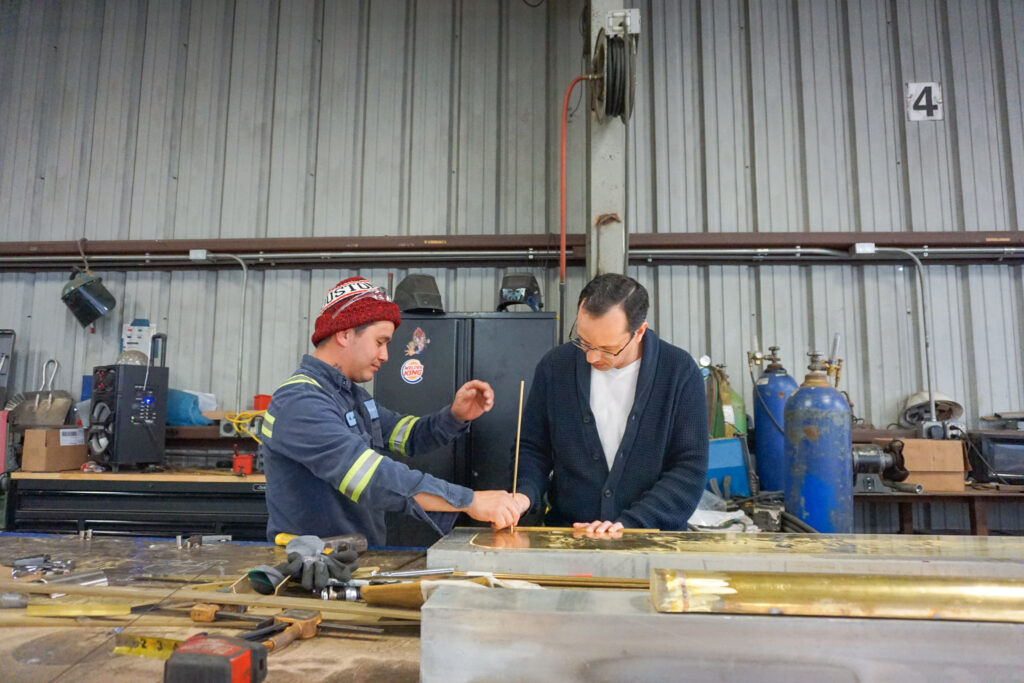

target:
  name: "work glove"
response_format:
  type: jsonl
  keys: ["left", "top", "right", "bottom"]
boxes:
{"left": 285, "top": 534, "right": 360, "bottom": 593}
{"left": 294, "top": 547, "right": 359, "bottom": 592}
{"left": 248, "top": 535, "right": 359, "bottom": 594}
{"left": 248, "top": 562, "right": 289, "bottom": 595}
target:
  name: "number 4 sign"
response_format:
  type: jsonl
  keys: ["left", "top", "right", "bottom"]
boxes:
{"left": 906, "top": 82, "right": 943, "bottom": 121}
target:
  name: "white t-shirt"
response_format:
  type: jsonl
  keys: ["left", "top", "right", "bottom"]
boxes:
{"left": 589, "top": 359, "right": 641, "bottom": 469}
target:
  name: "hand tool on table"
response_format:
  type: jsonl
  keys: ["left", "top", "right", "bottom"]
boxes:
{"left": 119, "top": 610, "right": 327, "bottom": 662}
{"left": 190, "top": 603, "right": 382, "bottom": 635}
{"left": 321, "top": 575, "right": 491, "bottom": 609}
{"left": 162, "top": 634, "right": 267, "bottom": 683}
{"left": 9, "top": 555, "right": 75, "bottom": 579}
{"left": 0, "top": 592, "right": 28, "bottom": 609}
{"left": 273, "top": 532, "right": 367, "bottom": 554}
{"left": 183, "top": 534, "right": 232, "bottom": 549}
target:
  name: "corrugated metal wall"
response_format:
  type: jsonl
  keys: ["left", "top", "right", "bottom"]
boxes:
{"left": 1, "top": 0, "right": 1022, "bottom": 438}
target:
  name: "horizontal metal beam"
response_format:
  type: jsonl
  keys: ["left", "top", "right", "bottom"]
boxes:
{"left": 0, "top": 232, "right": 1020, "bottom": 271}
{"left": 629, "top": 230, "right": 1024, "bottom": 249}
{"left": 0, "top": 234, "right": 587, "bottom": 271}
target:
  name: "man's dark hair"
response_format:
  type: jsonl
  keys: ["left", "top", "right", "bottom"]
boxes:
{"left": 577, "top": 273, "right": 649, "bottom": 332}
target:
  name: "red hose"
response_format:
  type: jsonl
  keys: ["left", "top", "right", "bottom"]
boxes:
{"left": 560, "top": 75, "right": 589, "bottom": 284}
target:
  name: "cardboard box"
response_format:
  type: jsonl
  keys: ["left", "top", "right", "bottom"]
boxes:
{"left": 21, "top": 428, "right": 88, "bottom": 472}
{"left": 874, "top": 438, "right": 967, "bottom": 492}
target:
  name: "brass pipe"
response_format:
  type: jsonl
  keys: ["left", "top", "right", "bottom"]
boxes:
{"left": 651, "top": 569, "right": 1024, "bottom": 623}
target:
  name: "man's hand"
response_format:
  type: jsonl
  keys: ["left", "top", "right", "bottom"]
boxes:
{"left": 573, "top": 520, "right": 624, "bottom": 536}
{"left": 451, "top": 380, "right": 495, "bottom": 422}
{"left": 466, "top": 490, "right": 520, "bottom": 529}
{"left": 512, "top": 493, "right": 531, "bottom": 516}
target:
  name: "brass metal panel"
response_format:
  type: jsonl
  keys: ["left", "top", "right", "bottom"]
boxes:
{"left": 470, "top": 529, "right": 1024, "bottom": 560}
{"left": 650, "top": 568, "right": 1024, "bottom": 623}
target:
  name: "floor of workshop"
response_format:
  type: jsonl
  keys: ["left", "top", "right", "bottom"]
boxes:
{"left": 0, "top": 532, "right": 426, "bottom": 682}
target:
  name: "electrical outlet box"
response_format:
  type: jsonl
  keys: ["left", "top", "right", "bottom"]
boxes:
{"left": 122, "top": 318, "right": 154, "bottom": 356}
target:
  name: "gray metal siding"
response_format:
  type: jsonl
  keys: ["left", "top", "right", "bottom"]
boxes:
{"left": 0, "top": 0, "right": 1022, "bottom": 434}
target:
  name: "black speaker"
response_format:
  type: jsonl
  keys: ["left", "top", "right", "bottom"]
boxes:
{"left": 88, "top": 364, "right": 169, "bottom": 471}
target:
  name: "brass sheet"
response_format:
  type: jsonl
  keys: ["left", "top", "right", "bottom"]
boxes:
{"left": 470, "top": 529, "right": 1024, "bottom": 560}
{"left": 650, "top": 568, "right": 1024, "bottom": 623}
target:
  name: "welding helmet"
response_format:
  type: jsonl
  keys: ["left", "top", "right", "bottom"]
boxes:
{"left": 61, "top": 271, "right": 116, "bottom": 327}
{"left": 497, "top": 274, "right": 543, "bottom": 312}
{"left": 394, "top": 274, "right": 444, "bottom": 313}
{"left": 900, "top": 391, "right": 965, "bottom": 427}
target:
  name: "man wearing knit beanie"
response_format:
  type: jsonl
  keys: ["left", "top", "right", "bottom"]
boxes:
{"left": 262, "top": 276, "right": 528, "bottom": 546}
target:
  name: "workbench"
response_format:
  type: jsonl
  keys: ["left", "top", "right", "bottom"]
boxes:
{"left": 4, "top": 472, "right": 269, "bottom": 539}
{"left": 0, "top": 532, "right": 425, "bottom": 682}
{"left": 856, "top": 489, "right": 1024, "bottom": 535}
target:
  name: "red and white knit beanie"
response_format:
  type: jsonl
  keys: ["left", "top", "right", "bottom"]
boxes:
{"left": 311, "top": 277, "right": 401, "bottom": 346}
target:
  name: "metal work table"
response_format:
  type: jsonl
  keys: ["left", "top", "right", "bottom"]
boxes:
{"left": 856, "top": 489, "right": 1024, "bottom": 536}
{"left": 428, "top": 527, "right": 1024, "bottom": 578}
{"left": 422, "top": 585, "right": 1024, "bottom": 682}
{"left": 0, "top": 532, "right": 425, "bottom": 681}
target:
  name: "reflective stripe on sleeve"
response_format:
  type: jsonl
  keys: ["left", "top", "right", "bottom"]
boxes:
{"left": 276, "top": 374, "right": 322, "bottom": 390}
{"left": 387, "top": 416, "right": 420, "bottom": 457}
{"left": 260, "top": 411, "right": 275, "bottom": 438}
{"left": 339, "top": 449, "right": 383, "bottom": 501}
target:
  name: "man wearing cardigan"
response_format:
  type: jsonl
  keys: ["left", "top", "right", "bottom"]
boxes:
{"left": 514, "top": 273, "right": 709, "bottom": 533}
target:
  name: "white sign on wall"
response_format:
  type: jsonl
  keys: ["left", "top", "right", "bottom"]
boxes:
{"left": 906, "top": 82, "right": 943, "bottom": 121}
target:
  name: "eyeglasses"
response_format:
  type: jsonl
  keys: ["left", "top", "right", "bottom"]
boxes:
{"left": 327, "top": 286, "right": 391, "bottom": 320}
{"left": 568, "top": 319, "right": 637, "bottom": 358}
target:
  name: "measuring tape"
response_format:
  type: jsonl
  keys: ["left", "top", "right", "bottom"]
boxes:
{"left": 113, "top": 634, "right": 182, "bottom": 660}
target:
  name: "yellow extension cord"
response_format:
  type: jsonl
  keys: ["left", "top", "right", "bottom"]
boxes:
{"left": 224, "top": 410, "right": 265, "bottom": 444}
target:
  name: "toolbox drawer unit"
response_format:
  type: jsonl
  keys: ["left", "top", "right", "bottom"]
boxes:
{"left": 3, "top": 473, "right": 269, "bottom": 540}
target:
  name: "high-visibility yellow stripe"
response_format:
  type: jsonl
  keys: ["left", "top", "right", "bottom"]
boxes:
{"left": 261, "top": 423, "right": 273, "bottom": 438}
{"left": 339, "top": 449, "right": 380, "bottom": 499}
{"left": 263, "top": 412, "right": 275, "bottom": 425}
{"left": 388, "top": 416, "right": 419, "bottom": 456}
{"left": 276, "top": 374, "right": 322, "bottom": 390}
{"left": 388, "top": 417, "right": 412, "bottom": 452}
{"left": 351, "top": 457, "right": 384, "bottom": 502}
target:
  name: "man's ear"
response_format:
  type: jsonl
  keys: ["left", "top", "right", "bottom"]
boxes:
{"left": 333, "top": 329, "right": 351, "bottom": 348}
{"left": 635, "top": 321, "right": 649, "bottom": 342}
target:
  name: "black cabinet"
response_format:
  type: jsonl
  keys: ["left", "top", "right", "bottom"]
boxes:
{"left": 374, "top": 313, "right": 556, "bottom": 546}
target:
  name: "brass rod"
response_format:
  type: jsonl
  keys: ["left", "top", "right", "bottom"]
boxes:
{"left": 511, "top": 380, "right": 525, "bottom": 534}
{"left": 651, "top": 568, "right": 1024, "bottom": 623}
{"left": 0, "top": 580, "right": 421, "bottom": 622}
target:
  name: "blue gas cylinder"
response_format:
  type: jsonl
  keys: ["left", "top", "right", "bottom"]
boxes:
{"left": 753, "top": 346, "right": 799, "bottom": 492}
{"left": 784, "top": 354, "right": 852, "bottom": 533}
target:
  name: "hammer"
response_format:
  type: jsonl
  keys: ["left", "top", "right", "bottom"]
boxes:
{"left": 273, "top": 533, "right": 367, "bottom": 555}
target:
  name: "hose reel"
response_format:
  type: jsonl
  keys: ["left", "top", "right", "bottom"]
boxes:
{"left": 591, "top": 18, "right": 638, "bottom": 124}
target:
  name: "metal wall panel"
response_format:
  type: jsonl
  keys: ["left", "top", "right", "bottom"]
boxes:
{"left": 221, "top": 0, "right": 278, "bottom": 240}
{"left": 3, "top": 0, "right": 1022, "bottom": 238}
{"left": 1, "top": 0, "right": 1022, "bottom": 431}
{"left": 129, "top": 0, "right": 189, "bottom": 240}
